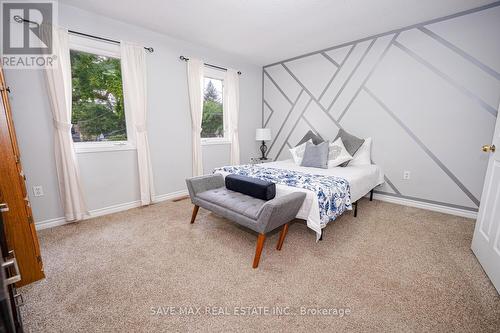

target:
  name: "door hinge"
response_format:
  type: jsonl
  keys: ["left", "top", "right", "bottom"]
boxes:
{"left": 36, "top": 255, "right": 43, "bottom": 264}
{"left": 0, "top": 86, "right": 11, "bottom": 93}
{"left": 27, "top": 216, "right": 34, "bottom": 224}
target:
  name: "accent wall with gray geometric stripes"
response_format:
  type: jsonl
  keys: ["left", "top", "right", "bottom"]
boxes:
{"left": 262, "top": 3, "right": 500, "bottom": 212}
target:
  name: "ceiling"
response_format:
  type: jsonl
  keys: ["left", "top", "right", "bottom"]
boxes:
{"left": 59, "top": 0, "right": 497, "bottom": 65}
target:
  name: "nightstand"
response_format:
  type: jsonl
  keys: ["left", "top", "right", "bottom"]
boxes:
{"left": 250, "top": 157, "right": 274, "bottom": 165}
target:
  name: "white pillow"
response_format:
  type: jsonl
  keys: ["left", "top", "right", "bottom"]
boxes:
{"left": 328, "top": 138, "right": 353, "bottom": 168}
{"left": 289, "top": 139, "right": 312, "bottom": 165}
{"left": 349, "top": 137, "right": 372, "bottom": 166}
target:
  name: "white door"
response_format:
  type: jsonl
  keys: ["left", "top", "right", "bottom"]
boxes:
{"left": 472, "top": 103, "right": 500, "bottom": 294}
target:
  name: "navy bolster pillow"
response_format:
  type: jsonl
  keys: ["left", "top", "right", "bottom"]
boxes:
{"left": 225, "top": 174, "right": 276, "bottom": 201}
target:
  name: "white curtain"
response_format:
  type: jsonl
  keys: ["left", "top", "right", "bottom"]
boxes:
{"left": 186, "top": 58, "right": 204, "bottom": 176}
{"left": 44, "top": 27, "right": 88, "bottom": 221}
{"left": 224, "top": 69, "right": 240, "bottom": 164}
{"left": 121, "top": 41, "right": 155, "bottom": 205}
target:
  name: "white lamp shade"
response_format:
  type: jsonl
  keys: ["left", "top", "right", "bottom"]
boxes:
{"left": 255, "top": 128, "right": 272, "bottom": 141}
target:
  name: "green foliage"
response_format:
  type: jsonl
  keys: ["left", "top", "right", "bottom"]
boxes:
{"left": 201, "top": 79, "right": 223, "bottom": 138}
{"left": 70, "top": 50, "right": 126, "bottom": 141}
{"left": 201, "top": 100, "right": 223, "bottom": 137}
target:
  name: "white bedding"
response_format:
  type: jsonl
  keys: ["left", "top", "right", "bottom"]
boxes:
{"left": 216, "top": 159, "right": 384, "bottom": 240}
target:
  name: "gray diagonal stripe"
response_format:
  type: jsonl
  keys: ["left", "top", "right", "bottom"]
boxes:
{"left": 338, "top": 34, "right": 399, "bottom": 122}
{"left": 262, "top": 100, "right": 275, "bottom": 127}
{"left": 364, "top": 87, "right": 480, "bottom": 207}
{"left": 281, "top": 63, "right": 343, "bottom": 130}
{"left": 394, "top": 41, "right": 498, "bottom": 117}
{"left": 263, "top": 70, "right": 293, "bottom": 105}
{"left": 267, "top": 90, "right": 305, "bottom": 154}
{"left": 275, "top": 97, "right": 314, "bottom": 159}
{"left": 318, "top": 66, "right": 339, "bottom": 101}
{"left": 263, "top": 2, "right": 500, "bottom": 68}
{"left": 419, "top": 27, "right": 500, "bottom": 81}
{"left": 383, "top": 175, "right": 402, "bottom": 195}
{"left": 261, "top": 70, "right": 265, "bottom": 126}
{"left": 319, "top": 45, "right": 355, "bottom": 101}
{"left": 321, "top": 52, "right": 340, "bottom": 67}
{"left": 301, "top": 116, "right": 323, "bottom": 137}
{"left": 327, "top": 39, "right": 377, "bottom": 113}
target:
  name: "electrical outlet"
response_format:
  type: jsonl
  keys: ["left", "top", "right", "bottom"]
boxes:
{"left": 403, "top": 171, "right": 411, "bottom": 180}
{"left": 33, "top": 185, "right": 44, "bottom": 197}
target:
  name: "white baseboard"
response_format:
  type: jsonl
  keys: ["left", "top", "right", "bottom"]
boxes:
{"left": 89, "top": 200, "right": 143, "bottom": 218}
{"left": 35, "top": 189, "right": 189, "bottom": 230}
{"left": 35, "top": 216, "right": 69, "bottom": 230}
{"left": 153, "top": 189, "right": 189, "bottom": 203}
{"left": 371, "top": 193, "right": 478, "bottom": 219}
{"left": 36, "top": 189, "right": 475, "bottom": 230}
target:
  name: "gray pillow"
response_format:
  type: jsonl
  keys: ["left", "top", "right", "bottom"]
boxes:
{"left": 296, "top": 130, "right": 324, "bottom": 146}
{"left": 334, "top": 129, "right": 364, "bottom": 166}
{"left": 300, "top": 141, "right": 329, "bottom": 169}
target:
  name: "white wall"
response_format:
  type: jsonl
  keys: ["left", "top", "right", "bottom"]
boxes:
{"left": 5, "top": 3, "right": 262, "bottom": 225}
{"left": 262, "top": 4, "right": 500, "bottom": 213}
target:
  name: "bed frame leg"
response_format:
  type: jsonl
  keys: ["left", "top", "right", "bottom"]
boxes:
{"left": 319, "top": 229, "right": 323, "bottom": 241}
{"left": 370, "top": 189, "right": 374, "bottom": 201}
{"left": 353, "top": 201, "right": 358, "bottom": 217}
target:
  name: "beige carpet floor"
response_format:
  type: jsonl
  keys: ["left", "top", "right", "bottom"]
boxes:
{"left": 20, "top": 198, "right": 500, "bottom": 332}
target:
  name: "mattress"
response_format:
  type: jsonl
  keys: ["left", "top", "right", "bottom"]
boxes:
{"left": 260, "top": 160, "right": 385, "bottom": 202}
{"left": 215, "top": 160, "right": 384, "bottom": 240}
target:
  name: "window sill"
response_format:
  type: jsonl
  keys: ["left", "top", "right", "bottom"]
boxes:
{"left": 201, "top": 139, "right": 232, "bottom": 146}
{"left": 74, "top": 142, "right": 136, "bottom": 154}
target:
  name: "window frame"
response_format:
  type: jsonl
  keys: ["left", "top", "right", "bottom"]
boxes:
{"left": 201, "top": 67, "right": 231, "bottom": 146}
{"left": 68, "top": 34, "right": 135, "bottom": 154}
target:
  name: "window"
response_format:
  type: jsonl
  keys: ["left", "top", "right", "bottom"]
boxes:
{"left": 201, "top": 68, "right": 230, "bottom": 144}
{"left": 69, "top": 35, "right": 134, "bottom": 153}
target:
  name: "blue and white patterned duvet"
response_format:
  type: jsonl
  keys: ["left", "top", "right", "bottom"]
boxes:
{"left": 214, "top": 165, "right": 352, "bottom": 226}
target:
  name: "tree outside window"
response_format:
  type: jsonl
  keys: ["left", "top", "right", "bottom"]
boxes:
{"left": 201, "top": 78, "right": 224, "bottom": 138}
{"left": 70, "top": 50, "right": 126, "bottom": 142}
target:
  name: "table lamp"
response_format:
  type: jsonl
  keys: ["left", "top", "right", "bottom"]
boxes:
{"left": 255, "top": 128, "right": 272, "bottom": 160}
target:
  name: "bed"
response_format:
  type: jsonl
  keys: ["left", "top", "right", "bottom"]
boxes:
{"left": 215, "top": 159, "right": 384, "bottom": 240}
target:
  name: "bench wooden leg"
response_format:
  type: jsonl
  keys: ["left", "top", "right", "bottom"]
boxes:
{"left": 370, "top": 189, "right": 374, "bottom": 201}
{"left": 190, "top": 205, "right": 199, "bottom": 224}
{"left": 253, "top": 233, "right": 266, "bottom": 268}
{"left": 276, "top": 223, "right": 289, "bottom": 251}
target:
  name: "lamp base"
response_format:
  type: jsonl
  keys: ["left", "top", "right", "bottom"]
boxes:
{"left": 259, "top": 141, "right": 268, "bottom": 160}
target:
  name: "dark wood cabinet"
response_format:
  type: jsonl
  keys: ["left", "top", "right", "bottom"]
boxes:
{"left": 0, "top": 66, "right": 44, "bottom": 286}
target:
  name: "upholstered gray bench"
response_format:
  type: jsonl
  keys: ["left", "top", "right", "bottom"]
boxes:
{"left": 186, "top": 174, "right": 306, "bottom": 268}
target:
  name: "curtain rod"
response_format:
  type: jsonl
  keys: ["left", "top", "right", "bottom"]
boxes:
{"left": 13, "top": 15, "right": 154, "bottom": 53}
{"left": 179, "top": 56, "right": 242, "bottom": 75}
